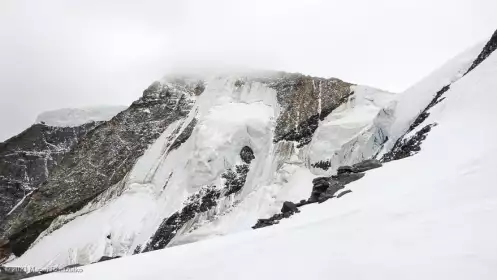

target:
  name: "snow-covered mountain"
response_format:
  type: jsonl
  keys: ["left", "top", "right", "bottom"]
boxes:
{"left": 0, "top": 29, "right": 496, "bottom": 280}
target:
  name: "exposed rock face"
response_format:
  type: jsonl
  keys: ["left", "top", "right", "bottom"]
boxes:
{"left": 0, "top": 122, "right": 99, "bottom": 222}
{"left": 266, "top": 75, "right": 353, "bottom": 147}
{"left": 310, "top": 172, "right": 366, "bottom": 204}
{"left": 382, "top": 124, "right": 436, "bottom": 162}
{"left": 0, "top": 82, "right": 196, "bottom": 256}
{"left": 311, "top": 160, "right": 332, "bottom": 171}
{"left": 253, "top": 201, "right": 301, "bottom": 229}
{"left": 169, "top": 118, "right": 197, "bottom": 151}
{"left": 240, "top": 146, "right": 255, "bottom": 164}
{"left": 222, "top": 164, "right": 250, "bottom": 196}
{"left": 465, "top": 29, "right": 497, "bottom": 75}
{"left": 143, "top": 186, "right": 221, "bottom": 252}
{"left": 337, "top": 159, "right": 382, "bottom": 174}
{"left": 381, "top": 84, "right": 450, "bottom": 163}
{"left": 281, "top": 201, "right": 299, "bottom": 214}
{"left": 310, "top": 177, "right": 345, "bottom": 203}
{"left": 145, "top": 145, "right": 257, "bottom": 251}
{"left": 381, "top": 85, "right": 450, "bottom": 162}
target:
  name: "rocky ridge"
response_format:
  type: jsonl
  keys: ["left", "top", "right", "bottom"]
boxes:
{"left": 0, "top": 82, "right": 196, "bottom": 257}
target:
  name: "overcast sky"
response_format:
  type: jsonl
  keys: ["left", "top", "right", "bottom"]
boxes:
{"left": 0, "top": 0, "right": 496, "bottom": 141}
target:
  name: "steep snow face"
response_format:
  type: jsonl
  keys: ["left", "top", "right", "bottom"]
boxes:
{"left": 5, "top": 72, "right": 395, "bottom": 268}
{"left": 307, "top": 85, "right": 396, "bottom": 174}
{"left": 31, "top": 39, "right": 497, "bottom": 280}
{"left": 35, "top": 106, "right": 126, "bottom": 127}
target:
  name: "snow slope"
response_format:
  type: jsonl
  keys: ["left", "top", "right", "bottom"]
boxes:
{"left": 27, "top": 37, "right": 497, "bottom": 280}
{"left": 380, "top": 42, "right": 485, "bottom": 154}
{"left": 35, "top": 106, "right": 127, "bottom": 127}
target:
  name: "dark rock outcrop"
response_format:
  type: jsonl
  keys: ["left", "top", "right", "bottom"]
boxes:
{"left": 295, "top": 199, "right": 309, "bottom": 207}
{"left": 281, "top": 201, "right": 300, "bottom": 214}
{"left": 240, "top": 146, "right": 255, "bottom": 164}
{"left": 169, "top": 118, "right": 197, "bottom": 151}
{"left": 0, "top": 81, "right": 196, "bottom": 256}
{"left": 222, "top": 164, "right": 250, "bottom": 196}
{"left": 310, "top": 172, "right": 364, "bottom": 204}
{"left": 350, "top": 159, "right": 382, "bottom": 173}
{"left": 253, "top": 201, "right": 302, "bottom": 229}
{"left": 337, "top": 159, "right": 382, "bottom": 174}
{"left": 336, "top": 165, "right": 354, "bottom": 174}
{"left": 382, "top": 124, "right": 436, "bottom": 162}
{"left": 310, "top": 177, "right": 344, "bottom": 203}
{"left": 311, "top": 160, "right": 332, "bottom": 171}
{"left": 0, "top": 123, "right": 99, "bottom": 222}
{"left": 264, "top": 74, "right": 353, "bottom": 147}
{"left": 252, "top": 217, "right": 280, "bottom": 229}
{"left": 143, "top": 186, "right": 221, "bottom": 252}
{"left": 382, "top": 85, "right": 449, "bottom": 162}
{"left": 465, "top": 29, "right": 497, "bottom": 75}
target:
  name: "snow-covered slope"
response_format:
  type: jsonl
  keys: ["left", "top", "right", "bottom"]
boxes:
{"left": 24, "top": 31, "right": 497, "bottom": 280}
{"left": 35, "top": 106, "right": 126, "bottom": 127}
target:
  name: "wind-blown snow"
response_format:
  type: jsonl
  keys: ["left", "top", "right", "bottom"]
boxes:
{"left": 35, "top": 106, "right": 127, "bottom": 127}
{"left": 28, "top": 42, "right": 497, "bottom": 280}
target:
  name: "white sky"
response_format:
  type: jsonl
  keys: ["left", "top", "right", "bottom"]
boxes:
{"left": 0, "top": 0, "right": 496, "bottom": 141}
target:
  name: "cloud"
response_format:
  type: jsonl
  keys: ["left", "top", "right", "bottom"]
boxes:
{"left": 0, "top": 0, "right": 496, "bottom": 141}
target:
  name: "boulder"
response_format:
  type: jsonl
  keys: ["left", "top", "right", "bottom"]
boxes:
{"left": 240, "top": 146, "right": 255, "bottom": 164}
{"left": 281, "top": 201, "right": 300, "bottom": 214}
